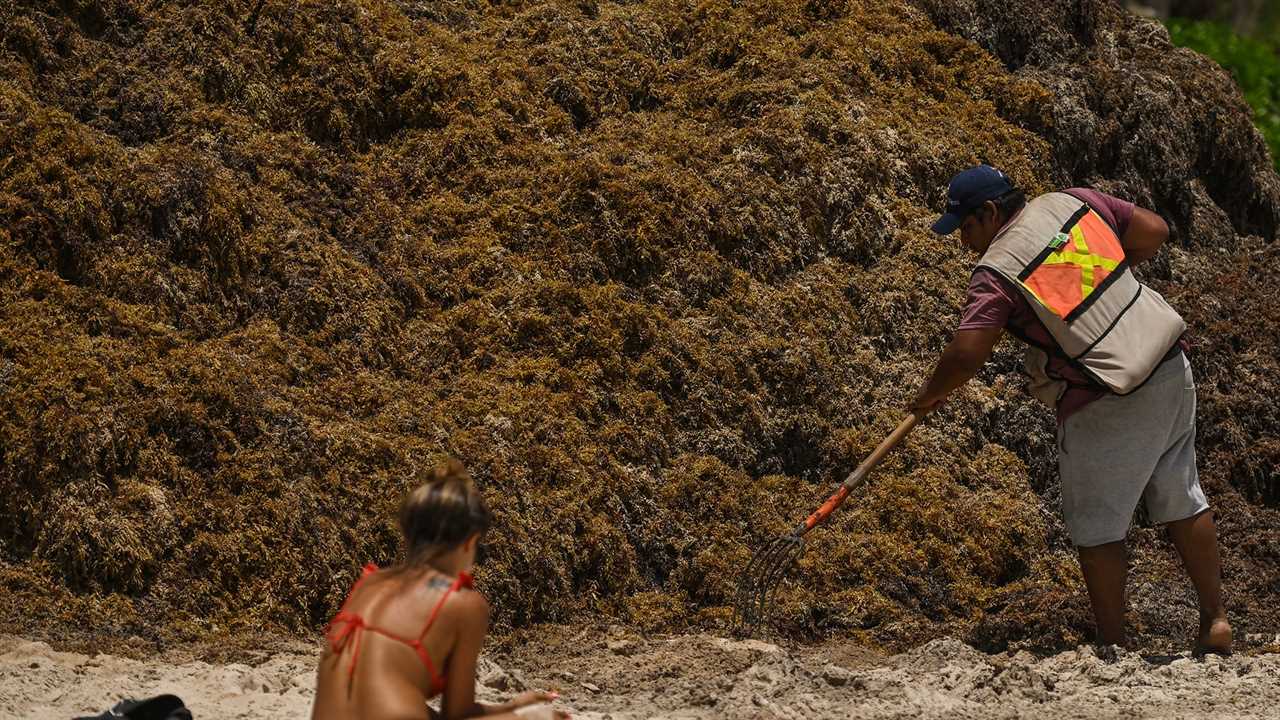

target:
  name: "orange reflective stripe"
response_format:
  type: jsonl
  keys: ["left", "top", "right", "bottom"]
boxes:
{"left": 1076, "top": 210, "right": 1123, "bottom": 259}
{"left": 1020, "top": 209, "right": 1126, "bottom": 319}
{"left": 1023, "top": 262, "right": 1083, "bottom": 317}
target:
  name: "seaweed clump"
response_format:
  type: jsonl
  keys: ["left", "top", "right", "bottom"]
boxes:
{"left": 0, "top": 0, "right": 1277, "bottom": 653}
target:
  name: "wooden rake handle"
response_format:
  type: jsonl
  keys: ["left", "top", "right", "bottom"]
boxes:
{"left": 796, "top": 409, "right": 927, "bottom": 535}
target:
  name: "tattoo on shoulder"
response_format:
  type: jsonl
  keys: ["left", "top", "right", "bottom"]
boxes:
{"left": 427, "top": 576, "right": 452, "bottom": 590}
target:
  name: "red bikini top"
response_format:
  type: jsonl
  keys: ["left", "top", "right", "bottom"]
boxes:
{"left": 325, "top": 563, "right": 474, "bottom": 696}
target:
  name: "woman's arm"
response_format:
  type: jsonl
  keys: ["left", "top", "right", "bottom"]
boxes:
{"left": 476, "top": 691, "right": 561, "bottom": 716}
{"left": 440, "top": 594, "right": 566, "bottom": 720}
{"left": 440, "top": 592, "right": 487, "bottom": 720}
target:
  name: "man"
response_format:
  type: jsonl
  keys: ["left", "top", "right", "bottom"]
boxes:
{"left": 913, "top": 165, "right": 1231, "bottom": 653}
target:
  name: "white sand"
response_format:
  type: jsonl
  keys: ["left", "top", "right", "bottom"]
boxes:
{"left": 4, "top": 632, "right": 1278, "bottom": 719}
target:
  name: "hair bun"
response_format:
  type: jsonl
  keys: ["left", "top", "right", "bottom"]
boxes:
{"left": 399, "top": 458, "right": 491, "bottom": 566}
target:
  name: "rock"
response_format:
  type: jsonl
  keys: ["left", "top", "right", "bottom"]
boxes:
{"left": 477, "top": 658, "right": 524, "bottom": 692}
{"left": 606, "top": 639, "right": 635, "bottom": 656}
{"left": 238, "top": 670, "right": 279, "bottom": 694}
{"left": 709, "top": 637, "right": 782, "bottom": 655}
{"left": 821, "top": 664, "right": 854, "bottom": 687}
{"left": 288, "top": 672, "right": 314, "bottom": 694}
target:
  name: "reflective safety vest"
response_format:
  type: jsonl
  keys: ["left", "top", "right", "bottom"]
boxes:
{"left": 977, "top": 192, "right": 1185, "bottom": 400}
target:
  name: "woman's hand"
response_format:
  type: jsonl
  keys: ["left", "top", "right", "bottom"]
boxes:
{"left": 514, "top": 706, "right": 569, "bottom": 720}
{"left": 509, "top": 693, "right": 569, "bottom": 720}
{"left": 510, "top": 690, "right": 559, "bottom": 708}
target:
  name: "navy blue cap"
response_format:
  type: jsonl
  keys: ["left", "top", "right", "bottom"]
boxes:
{"left": 931, "top": 165, "right": 1014, "bottom": 235}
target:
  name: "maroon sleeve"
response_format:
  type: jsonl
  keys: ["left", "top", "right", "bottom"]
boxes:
{"left": 958, "top": 268, "right": 1020, "bottom": 330}
{"left": 1065, "top": 188, "right": 1136, "bottom": 237}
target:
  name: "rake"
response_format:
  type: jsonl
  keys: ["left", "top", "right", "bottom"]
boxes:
{"left": 734, "top": 409, "right": 926, "bottom": 634}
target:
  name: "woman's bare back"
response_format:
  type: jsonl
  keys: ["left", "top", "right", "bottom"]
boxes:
{"left": 312, "top": 568, "right": 475, "bottom": 720}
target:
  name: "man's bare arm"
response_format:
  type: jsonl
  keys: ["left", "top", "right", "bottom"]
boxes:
{"left": 911, "top": 327, "right": 1003, "bottom": 412}
{"left": 1120, "top": 207, "right": 1169, "bottom": 265}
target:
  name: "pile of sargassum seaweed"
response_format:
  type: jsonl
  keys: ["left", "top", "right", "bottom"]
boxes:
{"left": 1, "top": 0, "right": 1277, "bottom": 653}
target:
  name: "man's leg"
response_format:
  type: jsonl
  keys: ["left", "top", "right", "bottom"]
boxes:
{"left": 1077, "top": 540, "right": 1129, "bottom": 646}
{"left": 1166, "top": 510, "right": 1231, "bottom": 653}
{"left": 1058, "top": 357, "right": 1198, "bottom": 650}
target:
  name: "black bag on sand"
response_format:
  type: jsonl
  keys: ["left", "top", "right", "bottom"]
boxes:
{"left": 72, "top": 694, "right": 192, "bottom": 720}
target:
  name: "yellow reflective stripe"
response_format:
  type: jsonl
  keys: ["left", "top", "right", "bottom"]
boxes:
{"left": 1041, "top": 251, "right": 1120, "bottom": 272}
{"left": 1080, "top": 258, "right": 1094, "bottom": 298}
{"left": 1070, "top": 224, "right": 1088, "bottom": 254}
{"left": 1072, "top": 227, "right": 1092, "bottom": 295}
{"left": 1027, "top": 218, "right": 1125, "bottom": 315}
{"left": 1039, "top": 249, "right": 1118, "bottom": 302}
{"left": 1069, "top": 226, "right": 1092, "bottom": 295}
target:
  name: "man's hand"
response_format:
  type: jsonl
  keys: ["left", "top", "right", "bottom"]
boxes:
{"left": 910, "top": 327, "right": 1003, "bottom": 412}
{"left": 910, "top": 389, "right": 947, "bottom": 414}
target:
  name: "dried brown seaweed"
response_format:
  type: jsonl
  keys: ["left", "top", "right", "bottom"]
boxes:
{"left": 0, "top": 0, "right": 1276, "bottom": 653}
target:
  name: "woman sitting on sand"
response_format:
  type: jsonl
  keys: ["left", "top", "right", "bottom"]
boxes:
{"left": 313, "top": 459, "right": 567, "bottom": 720}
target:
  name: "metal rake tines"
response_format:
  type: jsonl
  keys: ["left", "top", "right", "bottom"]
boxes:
{"left": 734, "top": 531, "right": 805, "bottom": 634}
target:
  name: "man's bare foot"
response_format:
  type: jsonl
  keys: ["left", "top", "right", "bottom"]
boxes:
{"left": 1094, "top": 643, "right": 1121, "bottom": 664}
{"left": 1195, "top": 616, "right": 1232, "bottom": 656}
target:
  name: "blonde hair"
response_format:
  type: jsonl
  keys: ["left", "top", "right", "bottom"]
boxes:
{"left": 399, "top": 458, "right": 491, "bottom": 567}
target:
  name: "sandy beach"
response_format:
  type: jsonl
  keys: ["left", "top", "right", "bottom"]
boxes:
{"left": 6, "top": 630, "right": 1279, "bottom": 719}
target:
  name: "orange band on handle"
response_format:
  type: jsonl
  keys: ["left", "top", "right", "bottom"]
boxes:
{"left": 803, "top": 485, "right": 851, "bottom": 531}
{"left": 798, "top": 411, "right": 925, "bottom": 535}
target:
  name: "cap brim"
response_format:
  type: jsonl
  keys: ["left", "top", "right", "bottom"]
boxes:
{"left": 931, "top": 212, "right": 962, "bottom": 235}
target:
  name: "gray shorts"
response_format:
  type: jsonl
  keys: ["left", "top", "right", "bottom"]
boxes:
{"left": 1057, "top": 352, "right": 1208, "bottom": 547}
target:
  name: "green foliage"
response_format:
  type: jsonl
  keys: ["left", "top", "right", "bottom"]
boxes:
{"left": 1167, "top": 18, "right": 1280, "bottom": 169}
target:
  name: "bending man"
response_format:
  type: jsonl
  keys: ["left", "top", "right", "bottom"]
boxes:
{"left": 913, "top": 165, "right": 1231, "bottom": 654}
